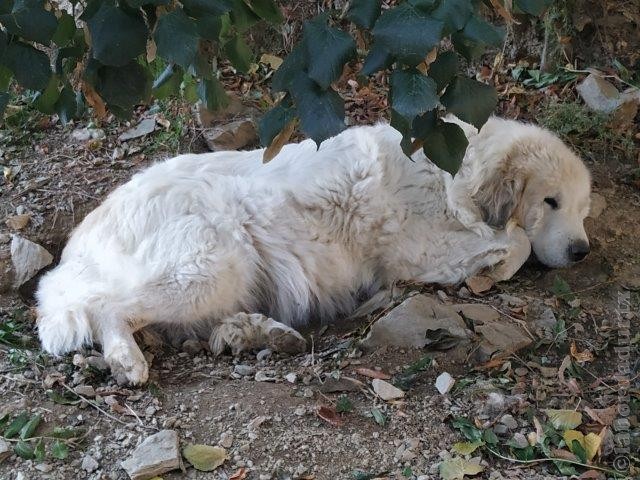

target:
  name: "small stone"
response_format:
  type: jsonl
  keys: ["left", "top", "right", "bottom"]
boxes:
{"left": 500, "top": 414, "right": 518, "bottom": 430}
{"left": 577, "top": 74, "right": 623, "bottom": 113}
{"left": 511, "top": 432, "right": 529, "bottom": 449}
{"left": 118, "top": 118, "right": 156, "bottom": 141}
{"left": 0, "top": 438, "right": 10, "bottom": 462}
{"left": 181, "top": 339, "right": 203, "bottom": 355}
{"left": 435, "top": 372, "right": 455, "bottom": 395}
{"left": 74, "top": 385, "right": 96, "bottom": 398}
{"left": 72, "top": 353, "right": 86, "bottom": 368}
{"left": 436, "top": 290, "right": 448, "bottom": 302}
{"left": 145, "top": 406, "right": 157, "bottom": 417}
{"left": 34, "top": 463, "right": 53, "bottom": 473}
{"left": 82, "top": 454, "right": 99, "bottom": 473}
{"left": 10, "top": 235, "right": 54, "bottom": 287}
{"left": 234, "top": 364, "right": 255, "bottom": 377}
{"left": 372, "top": 379, "right": 405, "bottom": 401}
{"left": 246, "top": 416, "right": 268, "bottom": 430}
{"left": 5, "top": 214, "right": 30, "bottom": 230}
{"left": 254, "top": 371, "right": 275, "bottom": 382}
{"left": 85, "top": 356, "right": 109, "bottom": 371}
{"left": 121, "top": 430, "right": 181, "bottom": 480}
{"left": 219, "top": 431, "right": 233, "bottom": 448}
{"left": 285, "top": 372, "right": 297, "bottom": 384}
{"left": 256, "top": 349, "right": 272, "bottom": 361}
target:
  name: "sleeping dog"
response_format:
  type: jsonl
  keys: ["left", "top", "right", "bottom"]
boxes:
{"left": 36, "top": 117, "right": 591, "bottom": 384}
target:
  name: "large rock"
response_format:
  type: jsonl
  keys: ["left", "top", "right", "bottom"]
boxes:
{"left": 360, "top": 294, "right": 472, "bottom": 350}
{"left": 121, "top": 430, "right": 182, "bottom": 480}
{"left": 10, "top": 235, "right": 53, "bottom": 287}
{"left": 577, "top": 73, "right": 640, "bottom": 115}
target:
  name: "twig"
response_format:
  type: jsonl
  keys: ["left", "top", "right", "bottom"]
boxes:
{"left": 60, "top": 383, "right": 132, "bottom": 428}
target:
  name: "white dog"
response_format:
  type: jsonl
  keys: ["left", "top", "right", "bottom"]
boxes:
{"left": 36, "top": 117, "right": 591, "bottom": 384}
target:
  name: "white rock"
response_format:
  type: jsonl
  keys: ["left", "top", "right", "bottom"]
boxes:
{"left": 0, "top": 438, "right": 10, "bottom": 462}
{"left": 219, "top": 431, "right": 234, "bottom": 448}
{"left": 254, "top": 371, "right": 275, "bottom": 382}
{"left": 72, "top": 353, "right": 86, "bottom": 368}
{"left": 10, "top": 235, "right": 53, "bottom": 287}
{"left": 371, "top": 379, "right": 405, "bottom": 401}
{"left": 234, "top": 364, "right": 255, "bottom": 376}
{"left": 435, "top": 372, "right": 455, "bottom": 395}
{"left": 81, "top": 454, "right": 99, "bottom": 473}
{"left": 284, "top": 372, "right": 297, "bottom": 384}
{"left": 118, "top": 118, "right": 156, "bottom": 141}
{"left": 121, "top": 430, "right": 181, "bottom": 480}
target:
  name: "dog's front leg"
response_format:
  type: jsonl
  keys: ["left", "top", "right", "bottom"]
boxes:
{"left": 486, "top": 226, "right": 531, "bottom": 282}
{"left": 98, "top": 315, "right": 149, "bottom": 386}
{"left": 209, "top": 313, "right": 307, "bottom": 356}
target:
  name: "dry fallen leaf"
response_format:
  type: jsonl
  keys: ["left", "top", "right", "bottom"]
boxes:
{"left": 465, "top": 275, "right": 494, "bottom": 295}
{"left": 354, "top": 368, "right": 391, "bottom": 380}
{"left": 563, "top": 430, "right": 601, "bottom": 461}
{"left": 544, "top": 409, "right": 583, "bottom": 430}
{"left": 230, "top": 467, "right": 248, "bottom": 480}
{"left": 5, "top": 214, "right": 30, "bottom": 230}
{"left": 81, "top": 82, "right": 107, "bottom": 121}
{"left": 182, "top": 444, "right": 227, "bottom": 471}
{"left": 570, "top": 341, "right": 595, "bottom": 363}
{"left": 263, "top": 119, "right": 296, "bottom": 163}
{"left": 259, "top": 53, "right": 283, "bottom": 70}
{"left": 316, "top": 405, "right": 343, "bottom": 427}
{"left": 439, "top": 457, "right": 484, "bottom": 480}
{"left": 584, "top": 405, "right": 617, "bottom": 426}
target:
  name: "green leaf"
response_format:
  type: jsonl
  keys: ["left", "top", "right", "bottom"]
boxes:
{"left": 152, "top": 65, "right": 183, "bottom": 100}
{"left": 390, "top": 109, "right": 413, "bottom": 156}
{"left": 272, "top": 42, "right": 307, "bottom": 92}
{"left": 46, "top": 390, "right": 80, "bottom": 405}
{"left": 55, "top": 86, "right": 81, "bottom": 124}
{"left": 223, "top": 35, "right": 253, "bottom": 74}
{"left": 289, "top": 73, "right": 345, "bottom": 145}
{"left": 0, "top": 0, "right": 58, "bottom": 44}
{"left": 4, "top": 413, "right": 30, "bottom": 438}
{"left": 451, "top": 31, "right": 485, "bottom": 60}
{"left": 125, "top": 0, "right": 171, "bottom": 7}
{"left": 429, "top": 51, "right": 458, "bottom": 92}
{"left": 229, "top": 0, "right": 261, "bottom": 32}
{"left": 182, "top": 0, "right": 232, "bottom": 17}
{"left": 0, "top": 412, "right": 9, "bottom": 430}
{"left": 390, "top": 68, "right": 439, "bottom": 120}
{"left": 441, "top": 76, "right": 497, "bottom": 129}
{"left": 34, "top": 76, "right": 60, "bottom": 114}
{"left": 482, "top": 428, "right": 499, "bottom": 445}
{"left": 570, "top": 439, "right": 588, "bottom": 463}
{"left": 155, "top": 9, "right": 200, "bottom": 69}
{"left": 34, "top": 439, "right": 45, "bottom": 462}
{"left": 422, "top": 120, "right": 468, "bottom": 176}
{"left": 361, "top": 42, "right": 393, "bottom": 76}
{"left": 51, "top": 440, "right": 69, "bottom": 460}
{"left": 0, "top": 64, "right": 11, "bottom": 92}
{"left": 20, "top": 414, "right": 42, "bottom": 440}
{"left": 372, "top": 3, "right": 444, "bottom": 65}
{"left": 514, "top": 0, "right": 553, "bottom": 16}
{"left": 87, "top": 3, "right": 148, "bottom": 67}
{"left": 371, "top": 408, "right": 386, "bottom": 426}
{"left": 243, "top": 0, "right": 283, "bottom": 24}
{"left": 431, "top": 0, "right": 473, "bottom": 35}
{"left": 4, "top": 41, "right": 52, "bottom": 91}
{"left": 543, "top": 409, "right": 582, "bottom": 430}
{"left": 197, "top": 77, "right": 229, "bottom": 111}
{"left": 183, "top": 444, "right": 227, "bottom": 471}
{"left": 452, "top": 440, "right": 484, "bottom": 455}
{"left": 551, "top": 275, "right": 575, "bottom": 301}
{"left": 95, "top": 61, "right": 151, "bottom": 116}
{"left": 451, "top": 417, "right": 483, "bottom": 441}
{"left": 336, "top": 395, "right": 354, "bottom": 413}
{"left": 303, "top": 15, "right": 356, "bottom": 90}
{"left": 14, "top": 440, "right": 35, "bottom": 460}
{"left": 462, "top": 16, "right": 505, "bottom": 47}
{"left": 512, "top": 445, "right": 536, "bottom": 461}
{"left": 52, "top": 427, "right": 84, "bottom": 439}
{"left": 0, "top": 91, "right": 10, "bottom": 116}
{"left": 258, "top": 95, "right": 296, "bottom": 147}
{"left": 52, "top": 11, "right": 77, "bottom": 47}
{"left": 347, "top": 0, "right": 382, "bottom": 29}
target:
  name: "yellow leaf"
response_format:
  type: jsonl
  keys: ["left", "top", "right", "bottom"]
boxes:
{"left": 439, "top": 457, "right": 484, "bottom": 480}
{"left": 563, "top": 429, "right": 584, "bottom": 452}
{"left": 584, "top": 433, "right": 602, "bottom": 461}
{"left": 452, "top": 441, "right": 484, "bottom": 455}
{"left": 544, "top": 409, "right": 582, "bottom": 430}
{"left": 182, "top": 444, "right": 227, "bottom": 472}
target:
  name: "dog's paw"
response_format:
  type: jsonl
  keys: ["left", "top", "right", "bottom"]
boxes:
{"left": 105, "top": 342, "right": 149, "bottom": 386}
{"left": 267, "top": 325, "right": 307, "bottom": 354}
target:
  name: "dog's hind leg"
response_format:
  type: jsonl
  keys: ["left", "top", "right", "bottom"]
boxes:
{"left": 209, "top": 313, "right": 307, "bottom": 356}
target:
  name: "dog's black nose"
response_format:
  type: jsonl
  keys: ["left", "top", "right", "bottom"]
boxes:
{"left": 568, "top": 240, "right": 590, "bottom": 262}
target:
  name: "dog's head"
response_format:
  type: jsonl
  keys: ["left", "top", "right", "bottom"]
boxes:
{"left": 469, "top": 118, "right": 591, "bottom": 268}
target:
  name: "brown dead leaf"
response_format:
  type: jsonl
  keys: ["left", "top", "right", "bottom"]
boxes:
{"left": 82, "top": 82, "right": 107, "bottom": 121}
{"left": 316, "top": 405, "right": 343, "bottom": 427}
{"left": 489, "top": 0, "right": 519, "bottom": 23}
{"left": 570, "top": 341, "right": 595, "bottom": 363}
{"left": 578, "top": 470, "right": 606, "bottom": 480}
{"left": 550, "top": 448, "right": 579, "bottom": 461}
{"left": 230, "top": 467, "right": 248, "bottom": 480}
{"left": 146, "top": 39, "right": 157, "bottom": 62}
{"left": 263, "top": 119, "right": 296, "bottom": 163}
{"left": 465, "top": 275, "right": 494, "bottom": 294}
{"left": 585, "top": 405, "right": 617, "bottom": 426}
{"left": 355, "top": 368, "right": 391, "bottom": 380}
{"left": 5, "top": 214, "right": 30, "bottom": 230}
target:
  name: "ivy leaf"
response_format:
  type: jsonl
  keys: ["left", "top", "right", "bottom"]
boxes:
{"left": 441, "top": 76, "right": 497, "bottom": 129}
{"left": 52, "top": 11, "right": 77, "bottom": 47}
{"left": 372, "top": 3, "right": 444, "bottom": 66}
{"left": 223, "top": 35, "right": 253, "bottom": 74}
{"left": 514, "top": 0, "right": 553, "bottom": 16}
{"left": 390, "top": 109, "right": 414, "bottom": 156}
{"left": 197, "top": 77, "right": 229, "bottom": 111}
{"left": 462, "top": 17, "right": 505, "bottom": 47}
{"left": 87, "top": 3, "right": 148, "bottom": 67}
{"left": 272, "top": 42, "right": 307, "bottom": 92}
{"left": 429, "top": 51, "right": 458, "bottom": 92}
{"left": 347, "top": 0, "right": 382, "bottom": 29}
{"left": 451, "top": 31, "right": 485, "bottom": 61}
{"left": 336, "top": 395, "right": 354, "bottom": 413}
{"left": 20, "top": 414, "right": 42, "bottom": 440}
{"left": 3, "top": 42, "right": 52, "bottom": 91}
{"left": 544, "top": 409, "right": 583, "bottom": 430}
{"left": 34, "top": 76, "right": 61, "bottom": 115}
{"left": 408, "top": 0, "right": 438, "bottom": 10}
{"left": 422, "top": 120, "right": 469, "bottom": 176}
{"left": 229, "top": 0, "right": 261, "bottom": 32}
{"left": 361, "top": 42, "right": 393, "bottom": 77}
{"left": 14, "top": 440, "right": 35, "bottom": 460}
{"left": 152, "top": 65, "right": 183, "bottom": 100}
{"left": 34, "top": 439, "right": 45, "bottom": 462}
{"left": 197, "top": 14, "right": 225, "bottom": 41}
{"left": 258, "top": 95, "right": 296, "bottom": 147}
{"left": 155, "top": 9, "right": 200, "bottom": 70}
{"left": 431, "top": 0, "right": 473, "bottom": 35}
{"left": 289, "top": 74, "right": 345, "bottom": 145}
{"left": 0, "top": 0, "right": 58, "bottom": 45}
{"left": 3, "top": 413, "right": 30, "bottom": 439}
{"left": 451, "top": 417, "right": 483, "bottom": 442}
{"left": 95, "top": 62, "right": 151, "bottom": 117}
{"left": 51, "top": 440, "right": 69, "bottom": 460}
{"left": 181, "top": 0, "right": 232, "bottom": 17}
{"left": 390, "top": 68, "right": 439, "bottom": 120}
{"left": 243, "top": 0, "right": 283, "bottom": 24}
{"left": 303, "top": 15, "right": 356, "bottom": 90}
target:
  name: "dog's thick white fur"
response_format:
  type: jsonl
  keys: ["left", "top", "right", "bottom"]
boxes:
{"left": 36, "top": 117, "right": 591, "bottom": 384}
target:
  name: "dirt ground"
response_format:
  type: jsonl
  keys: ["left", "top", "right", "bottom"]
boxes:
{"left": 1, "top": 7, "right": 640, "bottom": 480}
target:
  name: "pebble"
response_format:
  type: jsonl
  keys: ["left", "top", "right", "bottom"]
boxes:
{"left": 72, "top": 353, "right": 87, "bottom": 368}
{"left": 234, "top": 364, "right": 256, "bottom": 376}
{"left": 121, "top": 430, "right": 181, "bottom": 480}
{"left": 256, "top": 348, "right": 272, "bottom": 361}
{"left": 500, "top": 414, "right": 518, "bottom": 430}
{"left": 285, "top": 372, "right": 297, "bottom": 383}
{"left": 81, "top": 454, "right": 99, "bottom": 473}
{"left": 435, "top": 372, "right": 455, "bottom": 395}
{"left": 255, "top": 371, "right": 275, "bottom": 382}
{"left": 75, "top": 385, "right": 96, "bottom": 397}
{"left": 372, "top": 379, "right": 405, "bottom": 401}
{"left": 219, "top": 431, "right": 234, "bottom": 448}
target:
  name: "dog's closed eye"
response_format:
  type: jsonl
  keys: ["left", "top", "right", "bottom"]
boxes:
{"left": 544, "top": 197, "right": 559, "bottom": 209}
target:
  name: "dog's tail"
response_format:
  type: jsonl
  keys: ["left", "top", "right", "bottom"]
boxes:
{"left": 36, "top": 262, "right": 100, "bottom": 356}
